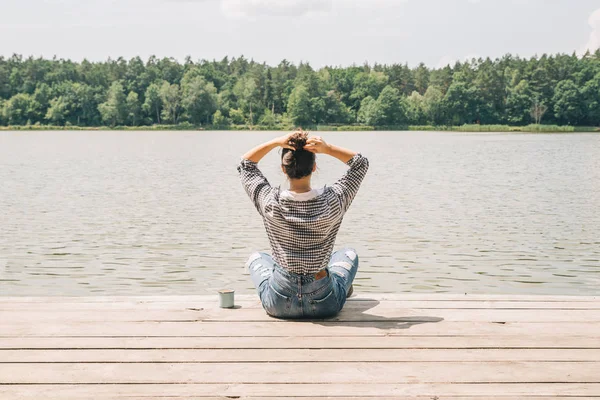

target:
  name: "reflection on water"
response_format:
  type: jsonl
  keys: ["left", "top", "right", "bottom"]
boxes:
{"left": 0, "top": 131, "right": 599, "bottom": 296}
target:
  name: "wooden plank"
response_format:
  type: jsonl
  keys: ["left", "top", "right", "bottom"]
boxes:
{"left": 2, "top": 348, "right": 599, "bottom": 363}
{"left": 207, "top": 394, "right": 598, "bottom": 400}
{"left": 1, "top": 383, "right": 599, "bottom": 397}
{"left": 1, "top": 362, "right": 599, "bottom": 384}
{"left": 0, "top": 294, "right": 596, "bottom": 303}
{"left": 2, "top": 320, "right": 600, "bottom": 337}
{"left": 0, "top": 296, "right": 600, "bottom": 311}
{"left": 48, "top": 395, "right": 598, "bottom": 400}
{"left": 0, "top": 301, "right": 263, "bottom": 311}
{"left": 2, "top": 299, "right": 600, "bottom": 311}
{"left": 2, "top": 308, "right": 599, "bottom": 323}
{"left": 204, "top": 308, "right": 600, "bottom": 323}
{"left": 2, "top": 335, "right": 598, "bottom": 349}
{"left": 343, "top": 299, "right": 600, "bottom": 309}
{"left": 1, "top": 396, "right": 599, "bottom": 400}
{"left": 3, "top": 301, "right": 600, "bottom": 312}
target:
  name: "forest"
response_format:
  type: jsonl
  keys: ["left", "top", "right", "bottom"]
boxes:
{"left": 1, "top": 51, "right": 600, "bottom": 130}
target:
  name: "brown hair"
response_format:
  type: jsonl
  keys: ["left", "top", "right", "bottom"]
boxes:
{"left": 281, "top": 130, "right": 316, "bottom": 179}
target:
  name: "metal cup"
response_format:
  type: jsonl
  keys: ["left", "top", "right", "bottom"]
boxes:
{"left": 218, "top": 289, "right": 235, "bottom": 308}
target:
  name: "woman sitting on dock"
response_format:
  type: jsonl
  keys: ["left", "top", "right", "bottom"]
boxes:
{"left": 238, "top": 130, "right": 369, "bottom": 319}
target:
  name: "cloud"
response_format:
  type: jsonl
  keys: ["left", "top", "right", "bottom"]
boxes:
{"left": 334, "top": 0, "right": 405, "bottom": 7}
{"left": 579, "top": 8, "right": 600, "bottom": 55}
{"left": 165, "top": 0, "right": 404, "bottom": 18}
{"left": 221, "top": 0, "right": 331, "bottom": 18}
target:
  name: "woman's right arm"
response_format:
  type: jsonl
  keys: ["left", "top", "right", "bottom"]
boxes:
{"left": 305, "top": 136, "right": 369, "bottom": 212}
{"left": 324, "top": 143, "right": 357, "bottom": 164}
{"left": 304, "top": 136, "right": 356, "bottom": 162}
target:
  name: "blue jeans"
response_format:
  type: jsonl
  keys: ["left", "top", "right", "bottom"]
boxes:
{"left": 246, "top": 248, "right": 359, "bottom": 319}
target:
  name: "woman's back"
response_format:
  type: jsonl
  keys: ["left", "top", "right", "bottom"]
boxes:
{"left": 238, "top": 154, "right": 369, "bottom": 274}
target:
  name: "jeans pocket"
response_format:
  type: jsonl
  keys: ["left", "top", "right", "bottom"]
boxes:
{"left": 263, "top": 282, "right": 293, "bottom": 318}
{"left": 312, "top": 289, "right": 335, "bottom": 305}
{"left": 308, "top": 283, "right": 340, "bottom": 318}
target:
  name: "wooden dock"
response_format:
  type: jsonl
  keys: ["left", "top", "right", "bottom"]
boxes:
{"left": 0, "top": 294, "right": 599, "bottom": 399}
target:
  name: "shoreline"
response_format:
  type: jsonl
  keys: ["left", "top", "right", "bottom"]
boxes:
{"left": 1, "top": 124, "right": 599, "bottom": 133}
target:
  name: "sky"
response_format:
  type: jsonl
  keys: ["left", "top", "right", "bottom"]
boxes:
{"left": 1, "top": 0, "right": 600, "bottom": 68}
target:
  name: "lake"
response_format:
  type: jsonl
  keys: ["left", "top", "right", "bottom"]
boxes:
{"left": 1, "top": 130, "right": 599, "bottom": 296}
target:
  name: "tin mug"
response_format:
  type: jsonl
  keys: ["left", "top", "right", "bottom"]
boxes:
{"left": 218, "top": 289, "right": 235, "bottom": 308}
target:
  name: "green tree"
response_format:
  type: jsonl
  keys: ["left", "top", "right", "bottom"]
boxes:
{"left": 310, "top": 96, "right": 326, "bottom": 124}
{"left": 553, "top": 80, "right": 582, "bottom": 125}
{"left": 216, "top": 88, "right": 235, "bottom": 117}
{"left": 349, "top": 71, "right": 388, "bottom": 111}
{"left": 357, "top": 96, "right": 383, "bottom": 126}
{"left": 98, "top": 81, "right": 126, "bottom": 126}
{"left": 31, "top": 83, "right": 51, "bottom": 122}
{"left": 528, "top": 61, "right": 557, "bottom": 121}
{"left": 212, "top": 110, "right": 231, "bottom": 128}
{"left": 270, "top": 60, "right": 297, "bottom": 114}
{"left": 405, "top": 91, "right": 427, "bottom": 125}
{"left": 233, "top": 76, "right": 260, "bottom": 125}
{"left": 423, "top": 86, "right": 445, "bottom": 125}
{"left": 287, "top": 85, "right": 313, "bottom": 127}
{"left": 582, "top": 73, "right": 600, "bottom": 125}
{"left": 182, "top": 76, "right": 218, "bottom": 124}
{"left": 443, "top": 74, "right": 480, "bottom": 125}
{"left": 45, "top": 96, "right": 68, "bottom": 125}
{"left": 376, "top": 85, "right": 406, "bottom": 126}
{"left": 473, "top": 58, "right": 506, "bottom": 124}
{"left": 2, "top": 93, "right": 35, "bottom": 125}
{"left": 51, "top": 82, "right": 103, "bottom": 126}
{"left": 159, "top": 82, "right": 181, "bottom": 124}
{"left": 321, "top": 90, "right": 351, "bottom": 124}
{"left": 413, "top": 63, "right": 430, "bottom": 95}
{"left": 74, "top": 83, "right": 102, "bottom": 126}
{"left": 143, "top": 82, "right": 163, "bottom": 124}
{"left": 229, "top": 109, "right": 245, "bottom": 125}
{"left": 126, "top": 91, "right": 141, "bottom": 126}
{"left": 506, "top": 80, "right": 533, "bottom": 125}
{"left": 258, "top": 108, "right": 278, "bottom": 128}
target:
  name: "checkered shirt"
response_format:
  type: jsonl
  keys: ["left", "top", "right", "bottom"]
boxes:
{"left": 237, "top": 153, "right": 369, "bottom": 275}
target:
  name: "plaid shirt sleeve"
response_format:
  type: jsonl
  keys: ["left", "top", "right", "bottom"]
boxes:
{"left": 330, "top": 153, "right": 369, "bottom": 212}
{"left": 237, "top": 158, "right": 273, "bottom": 216}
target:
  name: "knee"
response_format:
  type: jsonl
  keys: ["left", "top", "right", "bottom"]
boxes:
{"left": 330, "top": 260, "right": 354, "bottom": 271}
{"left": 343, "top": 248, "right": 359, "bottom": 265}
{"left": 245, "top": 252, "right": 264, "bottom": 270}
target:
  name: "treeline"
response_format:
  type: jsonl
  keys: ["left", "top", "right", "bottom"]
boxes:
{"left": 1, "top": 51, "right": 600, "bottom": 129}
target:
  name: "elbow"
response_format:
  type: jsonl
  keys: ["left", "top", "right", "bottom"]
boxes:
{"left": 360, "top": 155, "right": 370, "bottom": 170}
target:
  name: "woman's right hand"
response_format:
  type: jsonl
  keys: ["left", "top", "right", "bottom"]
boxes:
{"left": 304, "top": 136, "right": 331, "bottom": 154}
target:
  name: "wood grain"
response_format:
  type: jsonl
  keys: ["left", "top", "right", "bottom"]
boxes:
{"left": 1, "top": 294, "right": 598, "bottom": 398}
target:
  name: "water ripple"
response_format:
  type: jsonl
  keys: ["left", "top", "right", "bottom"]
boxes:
{"left": 0, "top": 130, "right": 599, "bottom": 296}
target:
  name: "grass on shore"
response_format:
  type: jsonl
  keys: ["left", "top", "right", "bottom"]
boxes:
{"left": 1, "top": 123, "right": 598, "bottom": 133}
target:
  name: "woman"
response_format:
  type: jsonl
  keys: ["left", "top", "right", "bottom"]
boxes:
{"left": 237, "top": 130, "right": 369, "bottom": 319}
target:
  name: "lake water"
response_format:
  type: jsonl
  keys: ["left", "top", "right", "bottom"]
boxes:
{"left": 1, "top": 130, "right": 599, "bottom": 296}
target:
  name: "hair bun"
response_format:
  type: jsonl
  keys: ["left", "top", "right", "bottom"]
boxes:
{"left": 281, "top": 129, "right": 315, "bottom": 180}
{"left": 287, "top": 130, "right": 309, "bottom": 151}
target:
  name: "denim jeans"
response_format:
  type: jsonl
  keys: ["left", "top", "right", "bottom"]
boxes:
{"left": 246, "top": 248, "right": 359, "bottom": 319}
